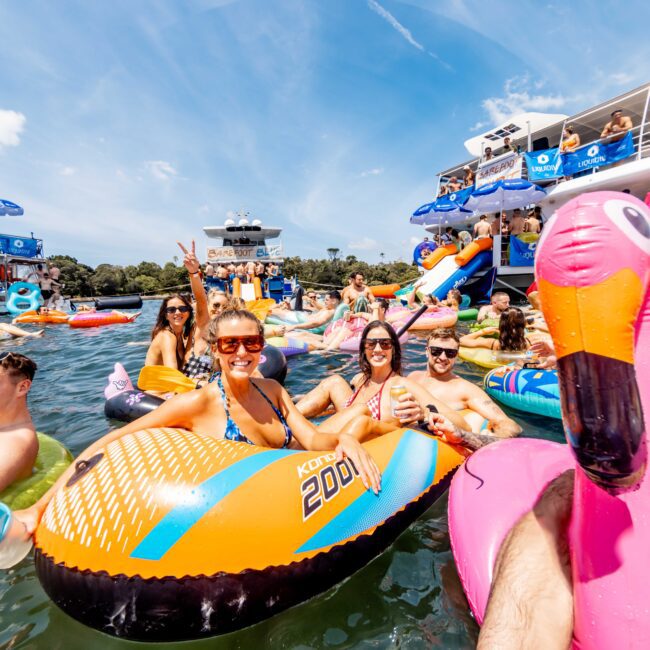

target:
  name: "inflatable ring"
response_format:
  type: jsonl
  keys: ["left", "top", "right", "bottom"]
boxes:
{"left": 14, "top": 309, "right": 69, "bottom": 324}
{"left": 484, "top": 366, "right": 561, "bottom": 419}
{"left": 0, "top": 433, "right": 72, "bottom": 509}
{"left": 457, "top": 308, "right": 479, "bottom": 321}
{"left": 258, "top": 344, "right": 287, "bottom": 384}
{"left": 6, "top": 282, "right": 42, "bottom": 316}
{"left": 34, "top": 427, "right": 467, "bottom": 640}
{"left": 458, "top": 347, "right": 505, "bottom": 369}
{"left": 265, "top": 336, "right": 310, "bottom": 358}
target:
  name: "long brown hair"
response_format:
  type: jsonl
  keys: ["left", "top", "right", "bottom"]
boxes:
{"left": 151, "top": 294, "right": 194, "bottom": 341}
{"left": 498, "top": 308, "right": 527, "bottom": 351}
{"left": 359, "top": 321, "right": 402, "bottom": 380}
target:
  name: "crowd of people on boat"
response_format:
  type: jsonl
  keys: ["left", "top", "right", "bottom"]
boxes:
{"left": 203, "top": 260, "right": 280, "bottom": 292}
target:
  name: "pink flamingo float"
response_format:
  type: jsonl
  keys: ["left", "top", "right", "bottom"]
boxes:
{"left": 448, "top": 191, "right": 650, "bottom": 648}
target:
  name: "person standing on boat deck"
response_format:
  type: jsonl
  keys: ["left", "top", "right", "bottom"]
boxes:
{"left": 473, "top": 215, "right": 492, "bottom": 239}
{"left": 510, "top": 208, "right": 526, "bottom": 236}
{"left": 500, "top": 136, "right": 517, "bottom": 156}
{"left": 463, "top": 165, "right": 475, "bottom": 187}
{"left": 446, "top": 176, "right": 462, "bottom": 193}
{"left": 483, "top": 146, "right": 494, "bottom": 162}
{"left": 440, "top": 227, "right": 454, "bottom": 245}
{"left": 407, "top": 328, "right": 522, "bottom": 439}
{"left": 490, "top": 214, "right": 501, "bottom": 236}
{"left": 524, "top": 209, "right": 541, "bottom": 234}
{"left": 560, "top": 125, "right": 580, "bottom": 153}
{"left": 600, "top": 108, "right": 633, "bottom": 143}
{"left": 341, "top": 272, "right": 374, "bottom": 311}
{"left": 0, "top": 352, "right": 39, "bottom": 493}
{"left": 477, "top": 291, "right": 510, "bottom": 323}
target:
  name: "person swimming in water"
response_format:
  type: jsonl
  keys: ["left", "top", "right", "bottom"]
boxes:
{"left": 0, "top": 352, "right": 39, "bottom": 492}
{"left": 145, "top": 241, "right": 211, "bottom": 379}
{"left": 14, "top": 307, "right": 382, "bottom": 538}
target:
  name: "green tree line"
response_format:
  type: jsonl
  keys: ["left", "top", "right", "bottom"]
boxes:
{"left": 48, "top": 254, "right": 420, "bottom": 297}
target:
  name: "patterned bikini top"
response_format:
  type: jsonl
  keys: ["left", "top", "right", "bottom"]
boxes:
{"left": 344, "top": 375, "right": 391, "bottom": 420}
{"left": 210, "top": 373, "right": 293, "bottom": 448}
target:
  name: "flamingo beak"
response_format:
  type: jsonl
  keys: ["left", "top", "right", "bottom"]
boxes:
{"left": 540, "top": 270, "right": 646, "bottom": 493}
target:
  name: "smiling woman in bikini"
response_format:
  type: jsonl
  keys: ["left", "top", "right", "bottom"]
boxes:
{"left": 295, "top": 321, "right": 469, "bottom": 438}
{"left": 14, "top": 307, "right": 382, "bottom": 539}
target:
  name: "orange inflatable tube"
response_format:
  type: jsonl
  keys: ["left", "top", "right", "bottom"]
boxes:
{"left": 422, "top": 243, "right": 456, "bottom": 270}
{"left": 370, "top": 284, "right": 400, "bottom": 299}
{"left": 68, "top": 312, "right": 136, "bottom": 328}
{"left": 231, "top": 277, "right": 241, "bottom": 299}
{"left": 454, "top": 237, "right": 492, "bottom": 266}
{"left": 253, "top": 276, "right": 263, "bottom": 299}
{"left": 14, "top": 309, "right": 69, "bottom": 324}
{"left": 34, "top": 427, "right": 466, "bottom": 640}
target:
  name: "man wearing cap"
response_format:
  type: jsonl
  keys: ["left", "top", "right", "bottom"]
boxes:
{"left": 0, "top": 352, "right": 39, "bottom": 492}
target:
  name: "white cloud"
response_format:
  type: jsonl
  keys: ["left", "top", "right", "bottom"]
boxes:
{"left": 360, "top": 167, "right": 384, "bottom": 177}
{"left": 348, "top": 237, "right": 379, "bottom": 251}
{"left": 367, "top": 0, "right": 424, "bottom": 51}
{"left": 145, "top": 160, "right": 178, "bottom": 181}
{"left": 60, "top": 166, "right": 76, "bottom": 176}
{"left": 0, "top": 109, "right": 26, "bottom": 148}
{"left": 610, "top": 72, "right": 634, "bottom": 85}
{"left": 470, "top": 121, "right": 488, "bottom": 132}
{"left": 479, "top": 76, "right": 567, "bottom": 125}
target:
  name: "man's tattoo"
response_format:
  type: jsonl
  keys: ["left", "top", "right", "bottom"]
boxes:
{"left": 456, "top": 427, "right": 499, "bottom": 450}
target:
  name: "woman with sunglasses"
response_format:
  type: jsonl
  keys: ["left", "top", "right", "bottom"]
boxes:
{"left": 14, "top": 308, "right": 382, "bottom": 537}
{"left": 145, "top": 242, "right": 211, "bottom": 379}
{"left": 296, "top": 321, "right": 468, "bottom": 436}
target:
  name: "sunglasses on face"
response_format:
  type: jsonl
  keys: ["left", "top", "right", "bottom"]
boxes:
{"left": 210, "top": 302, "right": 227, "bottom": 310}
{"left": 428, "top": 346, "right": 459, "bottom": 359}
{"left": 216, "top": 335, "right": 265, "bottom": 354}
{"left": 166, "top": 305, "right": 191, "bottom": 315}
{"left": 363, "top": 338, "right": 393, "bottom": 350}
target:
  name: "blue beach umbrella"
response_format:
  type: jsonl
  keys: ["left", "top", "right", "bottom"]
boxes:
{"left": 464, "top": 179, "right": 546, "bottom": 214}
{"left": 0, "top": 199, "right": 24, "bottom": 216}
{"left": 410, "top": 199, "right": 473, "bottom": 226}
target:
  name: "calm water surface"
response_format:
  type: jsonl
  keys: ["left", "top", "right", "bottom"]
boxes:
{"left": 0, "top": 301, "right": 564, "bottom": 649}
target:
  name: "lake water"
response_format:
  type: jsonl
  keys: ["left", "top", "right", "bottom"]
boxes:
{"left": 0, "top": 301, "right": 565, "bottom": 649}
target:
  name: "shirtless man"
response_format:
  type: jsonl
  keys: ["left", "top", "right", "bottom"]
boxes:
{"left": 0, "top": 352, "right": 39, "bottom": 492}
{"left": 490, "top": 213, "right": 502, "bottom": 236}
{"left": 285, "top": 290, "right": 342, "bottom": 333}
{"left": 524, "top": 209, "right": 541, "bottom": 234}
{"left": 477, "top": 291, "right": 510, "bottom": 323}
{"left": 509, "top": 208, "right": 525, "bottom": 235}
{"left": 447, "top": 176, "right": 462, "bottom": 192}
{"left": 408, "top": 328, "right": 521, "bottom": 440}
{"left": 600, "top": 108, "right": 633, "bottom": 143}
{"left": 473, "top": 214, "right": 492, "bottom": 239}
{"left": 341, "top": 272, "right": 373, "bottom": 311}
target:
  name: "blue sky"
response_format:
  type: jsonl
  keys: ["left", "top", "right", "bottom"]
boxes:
{"left": 0, "top": 0, "right": 647, "bottom": 266}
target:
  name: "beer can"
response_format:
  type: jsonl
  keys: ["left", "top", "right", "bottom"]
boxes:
{"left": 390, "top": 385, "right": 408, "bottom": 418}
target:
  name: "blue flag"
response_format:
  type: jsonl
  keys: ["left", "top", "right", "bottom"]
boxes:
{"left": 509, "top": 235, "right": 537, "bottom": 266}
{"left": 525, "top": 148, "right": 563, "bottom": 181}
{"left": 562, "top": 132, "right": 635, "bottom": 176}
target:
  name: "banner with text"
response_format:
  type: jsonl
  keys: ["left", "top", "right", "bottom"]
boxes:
{"left": 436, "top": 185, "right": 474, "bottom": 207}
{"left": 509, "top": 235, "right": 537, "bottom": 266}
{"left": 0, "top": 236, "right": 40, "bottom": 257}
{"left": 476, "top": 153, "right": 523, "bottom": 188}
{"left": 206, "top": 244, "right": 283, "bottom": 263}
{"left": 525, "top": 148, "right": 564, "bottom": 181}
{"left": 561, "top": 132, "right": 635, "bottom": 177}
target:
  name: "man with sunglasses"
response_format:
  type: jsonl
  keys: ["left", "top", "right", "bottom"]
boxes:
{"left": 0, "top": 352, "right": 39, "bottom": 492}
{"left": 408, "top": 329, "right": 521, "bottom": 447}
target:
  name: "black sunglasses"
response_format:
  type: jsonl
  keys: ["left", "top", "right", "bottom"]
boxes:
{"left": 428, "top": 346, "right": 459, "bottom": 359}
{"left": 364, "top": 338, "right": 393, "bottom": 350}
{"left": 166, "top": 305, "right": 191, "bottom": 315}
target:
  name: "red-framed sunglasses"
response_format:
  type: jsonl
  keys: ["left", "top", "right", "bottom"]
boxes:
{"left": 216, "top": 335, "right": 265, "bottom": 354}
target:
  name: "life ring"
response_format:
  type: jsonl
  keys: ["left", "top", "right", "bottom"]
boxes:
{"left": 6, "top": 282, "right": 42, "bottom": 316}
{"left": 448, "top": 191, "right": 650, "bottom": 648}
{"left": 0, "top": 433, "right": 72, "bottom": 509}
{"left": 34, "top": 427, "right": 466, "bottom": 641}
{"left": 413, "top": 241, "right": 437, "bottom": 266}
{"left": 484, "top": 366, "right": 561, "bottom": 419}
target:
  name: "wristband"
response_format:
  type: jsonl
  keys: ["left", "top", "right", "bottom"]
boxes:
{"left": 190, "top": 271, "right": 199, "bottom": 276}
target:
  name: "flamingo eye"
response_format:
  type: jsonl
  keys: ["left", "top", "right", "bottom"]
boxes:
{"left": 603, "top": 199, "right": 650, "bottom": 254}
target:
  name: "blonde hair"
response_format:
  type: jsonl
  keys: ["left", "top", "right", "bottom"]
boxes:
{"left": 207, "top": 307, "right": 264, "bottom": 344}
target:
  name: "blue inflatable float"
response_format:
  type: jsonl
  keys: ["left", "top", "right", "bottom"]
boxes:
{"left": 484, "top": 366, "right": 561, "bottom": 419}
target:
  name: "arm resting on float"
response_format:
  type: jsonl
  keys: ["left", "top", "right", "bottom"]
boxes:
{"left": 459, "top": 330, "right": 497, "bottom": 349}
{"left": 465, "top": 386, "right": 522, "bottom": 438}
